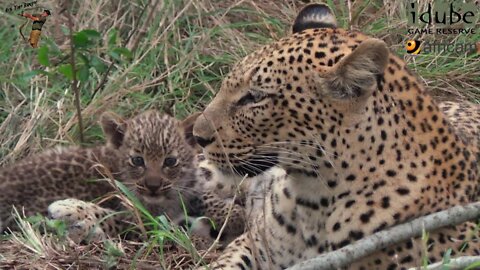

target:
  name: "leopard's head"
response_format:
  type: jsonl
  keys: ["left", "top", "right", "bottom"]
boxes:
{"left": 193, "top": 4, "right": 389, "bottom": 177}
{"left": 100, "top": 110, "right": 200, "bottom": 217}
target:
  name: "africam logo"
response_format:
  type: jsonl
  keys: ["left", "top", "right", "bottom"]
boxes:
{"left": 407, "top": 1, "right": 478, "bottom": 35}
{"left": 406, "top": 40, "right": 422, "bottom": 54}
{"left": 406, "top": 40, "right": 480, "bottom": 55}
{"left": 4, "top": 1, "right": 52, "bottom": 48}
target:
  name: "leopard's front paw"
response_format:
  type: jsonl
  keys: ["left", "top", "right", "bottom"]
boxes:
{"left": 48, "top": 198, "right": 108, "bottom": 243}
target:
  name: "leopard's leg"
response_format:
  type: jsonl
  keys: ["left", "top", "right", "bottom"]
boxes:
{"left": 202, "top": 231, "right": 264, "bottom": 270}
{"left": 47, "top": 198, "right": 131, "bottom": 243}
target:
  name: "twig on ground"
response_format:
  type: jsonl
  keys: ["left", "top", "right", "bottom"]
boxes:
{"left": 287, "top": 202, "right": 480, "bottom": 270}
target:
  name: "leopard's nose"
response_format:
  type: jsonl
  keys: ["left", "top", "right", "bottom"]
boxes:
{"left": 193, "top": 113, "right": 216, "bottom": 148}
{"left": 194, "top": 136, "right": 215, "bottom": 148}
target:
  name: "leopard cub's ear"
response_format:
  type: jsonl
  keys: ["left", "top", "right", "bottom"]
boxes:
{"left": 292, "top": 3, "right": 337, "bottom": 33}
{"left": 100, "top": 111, "right": 126, "bottom": 149}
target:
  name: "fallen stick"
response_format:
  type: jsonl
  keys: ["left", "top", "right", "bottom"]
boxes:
{"left": 287, "top": 202, "right": 480, "bottom": 270}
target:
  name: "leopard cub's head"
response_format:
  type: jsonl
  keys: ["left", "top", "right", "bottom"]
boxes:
{"left": 100, "top": 110, "right": 200, "bottom": 217}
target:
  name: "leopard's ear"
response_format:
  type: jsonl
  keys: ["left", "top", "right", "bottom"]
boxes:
{"left": 180, "top": 112, "right": 202, "bottom": 150}
{"left": 100, "top": 112, "right": 126, "bottom": 149}
{"left": 292, "top": 4, "right": 337, "bottom": 33}
{"left": 324, "top": 38, "right": 389, "bottom": 99}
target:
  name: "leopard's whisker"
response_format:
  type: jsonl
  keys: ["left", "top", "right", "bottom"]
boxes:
{"left": 235, "top": 158, "right": 266, "bottom": 176}
{"left": 256, "top": 143, "right": 336, "bottom": 169}
{"left": 249, "top": 152, "right": 320, "bottom": 168}
{"left": 261, "top": 140, "right": 336, "bottom": 153}
{"left": 245, "top": 154, "right": 330, "bottom": 190}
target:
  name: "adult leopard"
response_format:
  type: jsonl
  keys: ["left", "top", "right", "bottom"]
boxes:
{"left": 193, "top": 4, "right": 480, "bottom": 270}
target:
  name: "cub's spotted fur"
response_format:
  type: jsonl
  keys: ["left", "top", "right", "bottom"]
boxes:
{"left": 0, "top": 146, "right": 119, "bottom": 232}
{"left": 1, "top": 111, "right": 245, "bottom": 245}
{"left": 193, "top": 4, "right": 480, "bottom": 270}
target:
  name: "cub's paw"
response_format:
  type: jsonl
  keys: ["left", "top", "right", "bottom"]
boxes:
{"left": 48, "top": 198, "right": 111, "bottom": 243}
{"left": 175, "top": 216, "right": 220, "bottom": 250}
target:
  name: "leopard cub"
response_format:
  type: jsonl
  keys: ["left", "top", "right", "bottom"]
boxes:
{"left": 0, "top": 111, "right": 246, "bottom": 245}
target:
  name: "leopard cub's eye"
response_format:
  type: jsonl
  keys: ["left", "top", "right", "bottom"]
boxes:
{"left": 164, "top": 157, "right": 178, "bottom": 167}
{"left": 131, "top": 156, "right": 145, "bottom": 167}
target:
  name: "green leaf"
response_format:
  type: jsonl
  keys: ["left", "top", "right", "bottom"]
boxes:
{"left": 80, "top": 29, "right": 101, "bottom": 39}
{"left": 46, "top": 219, "right": 67, "bottom": 236}
{"left": 90, "top": 56, "right": 107, "bottom": 72}
{"left": 109, "top": 47, "right": 132, "bottom": 61}
{"left": 108, "top": 50, "right": 120, "bottom": 61}
{"left": 37, "top": 46, "right": 50, "bottom": 66}
{"left": 58, "top": 64, "right": 74, "bottom": 80}
{"left": 78, "top": 53, "right": 89, "bottom": 65}
{"left": 78, "top": 65, "right": 89, "bottom": 82}
{"left": 73, "top": 31, "right": 89, "bottom": 48}
{"left": 108, "top": 29, "right": 118, "bottom": 47}
{"left": 114, "top": 47, "right": 132, "bottom": 58}
{"left": 73, "top": 30, "right": 101, "bottom": 48}
{"left": 25, "top": 214, "right": 44, "bottom": 225}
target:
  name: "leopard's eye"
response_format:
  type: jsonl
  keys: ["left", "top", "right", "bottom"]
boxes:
{"left": 164, "top": 157, "right": 178, "bottom": 167}
{"left": 131, "top": 156, "right": 145, "bottom": 167}
{"left": 237, "top": 90, "right": 269, "bottom": 106}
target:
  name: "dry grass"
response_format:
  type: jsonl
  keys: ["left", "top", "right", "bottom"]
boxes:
{"left": 0, "top": 1, "right": 478, "bottom": 161}
{"left": 0, "top": 234, "right": 219, "bottom": 269}
{"left": 0, "top": 0, "right": 479, "bottom": 269}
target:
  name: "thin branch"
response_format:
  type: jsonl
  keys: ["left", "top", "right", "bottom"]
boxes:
{"left": 90, "top": 63, "right": 115, "bottom": 101}
{"left": 287, "top": 202, "right": 480, "bottom": 270}
{"left": 65, "top": 7, "right": 84, "bottom": 143}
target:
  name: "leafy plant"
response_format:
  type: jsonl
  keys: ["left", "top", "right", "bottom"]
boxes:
{"left": 104, "top": 240, "right": 125, "bottom": 269}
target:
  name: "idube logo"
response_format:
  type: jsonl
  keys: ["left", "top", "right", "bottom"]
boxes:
{"left": 405, "top": 1, "right": 478, "bottom": 56}
{"left": 407, "top": 1, "right": 478, "bottom": 35}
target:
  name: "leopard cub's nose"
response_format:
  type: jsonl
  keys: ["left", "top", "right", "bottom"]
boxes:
{"left": 145, "top": 181, "right": 163, "bottom": 194}
{"left": 194, "top": 136, "right": 215, "bottom": 148}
